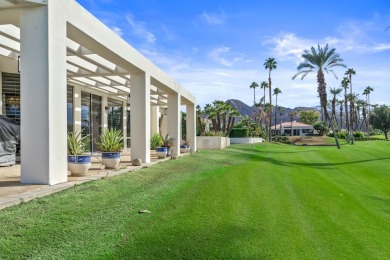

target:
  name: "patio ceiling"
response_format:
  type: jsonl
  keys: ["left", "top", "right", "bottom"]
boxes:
{"left": 0, "top": 23, "right": 169, "bottom": 106}
{"left": 0, "top": 0, "right": 46, "bottom": 9}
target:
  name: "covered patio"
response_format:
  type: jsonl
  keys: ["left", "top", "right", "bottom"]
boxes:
{"left": 0, "top": 0, "right": 196, "bottom": 185}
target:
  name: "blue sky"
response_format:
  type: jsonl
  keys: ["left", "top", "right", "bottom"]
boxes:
{"left": 76, "top": 0, "right": 390, "bottom": 109}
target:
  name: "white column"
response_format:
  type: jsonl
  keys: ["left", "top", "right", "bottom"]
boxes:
{"left": 102, "top": 96, "right": 108, "bottom": 130}
{"left": 150, "top": 105, "right": 159, "bottom": 137}
{"left": 130, "top": 72, "right": 150, "bottom": 163}
{"left": 73, "top": 85, "right": 82, "bottom": 133}
{"left": 186, "top": 103, "right": 197, "bottom": 152}
{"left": 122, "top": 100, "right": 127, "bottom": 151}
{"left": 167, "top": 93, "right": 180, "bottom": 156}
{"left": 20, "top": 5, "right": 67, "bottom": 184}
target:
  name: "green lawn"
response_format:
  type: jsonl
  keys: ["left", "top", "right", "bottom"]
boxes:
{"left": 0, "top": 142, "right": 389, "bottom": 259}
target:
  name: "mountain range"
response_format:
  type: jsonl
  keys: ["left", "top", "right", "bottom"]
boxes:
{"left": 226, "top": 99, "right": 320, "bottom": 125}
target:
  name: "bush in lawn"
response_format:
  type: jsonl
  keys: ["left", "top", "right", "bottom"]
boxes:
{"left": 354, "top": 131, "right": 364, "bottom": 139}
{"left": 313, "top": 121, "right": 329, "bottom": 136}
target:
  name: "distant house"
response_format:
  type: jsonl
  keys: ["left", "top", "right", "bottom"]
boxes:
{"left": 271, "top": 122, "right": 314, "bottom": 136}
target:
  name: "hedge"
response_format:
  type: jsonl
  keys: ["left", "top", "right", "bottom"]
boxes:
{"left": 229, "top": 128, "right": 249, "bottom": 138}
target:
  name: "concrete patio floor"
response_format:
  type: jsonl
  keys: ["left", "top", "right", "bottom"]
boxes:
{"left": 0, "top": 151, "right": 179, "bottom": 210}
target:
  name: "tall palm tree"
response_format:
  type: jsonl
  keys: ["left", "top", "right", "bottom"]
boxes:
{"left": 279, "top": 107, "right": 285, "bottom": 134}
{"left": 337, "top": 99, "right": 344, "bottom": 131}
{"left": 292, "top": 44, "right": 346, "bottom": 149}
{"left": 264, "top": 57, "right": 277, "bottom": 141}
{"left": 329, "top": 87, "right": 342, "bottom": 127}
{"left": 363, "top": 86, "right": 374, "bottom": 132}
{"left": 341, "top": 77, "right": 350, "bottom": 142}
{"left": 249, "top": 82, "right": 259, "bottom": 105}
{"left": 260, "top": 81, "right": 268, "bottom": 109}
{"left": 273, "top": 87, "right": 282, "bottom": 132}
{"left": 260, "top": 81, "right": 268, "bottom": 131}
{"left": 345, "top": 68, "right": 356, "bottom": 142}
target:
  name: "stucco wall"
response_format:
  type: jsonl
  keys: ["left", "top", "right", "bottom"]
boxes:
{"left": 230, "top": 138, "right": 263, "bottom": 144}
{"left": 196, "top": 136, "right": 230, "bottom": 150}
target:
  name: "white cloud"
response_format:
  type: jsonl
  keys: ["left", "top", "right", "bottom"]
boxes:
{"left": 208, "top": 46, "right": 244, "bottom": 67}
{"left": 110, "top": 26, "right": 123, "bottom": 37}
{"left": 198, "top": 10, "right": 225, "bottom": 25}
{"left": 140, "top": 48, "right": 191, "bottom": 73}
{"left": 126, "top": 13, "right": 156, "bottom": 43}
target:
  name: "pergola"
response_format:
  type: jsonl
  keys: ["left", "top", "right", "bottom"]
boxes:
{"left": 0, "top": 0, "right": 196, "bottom": 185}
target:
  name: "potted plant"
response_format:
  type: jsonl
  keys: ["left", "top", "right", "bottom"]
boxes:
{"left": 180, "top": 139, "right": 190, "bottom": 153}
{"left": 67, "top": 130, "right": 91, "bottom": 176}
{"left": 151, "top": 133, "right": 166, "bottom": 159}
{"left": 96, "top": 129, "right": 124, "bottom": 169}
{"left": 161, "top": 134, "right": 176, "bottom": 156}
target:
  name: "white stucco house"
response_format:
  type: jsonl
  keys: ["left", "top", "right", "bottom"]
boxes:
{"left": 0, "top": 0, "right": 196, "bottom": 185}
{"left": 271, "top": 122, "right": 314, "bottom": 136}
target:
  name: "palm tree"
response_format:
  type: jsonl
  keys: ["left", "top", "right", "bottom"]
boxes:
{"left": 226, "top": 109, "right": 240, "bottom": 134}
{"left": 196, "top": 105, "right": 204, "bottom": 135}
{"left": 337, "top": 99, "right": 344, "bottom": 131}
{"left": 260, "top": 81, "right": 268, "bottom": 109}
{"left": 264, "top": 57, "right": 277, "bottom": 141}
{"left": 345, "top": 68, "right": 356, "bottom": 142}
{"left": 260, "top": 81, "right": 268, "bottom": 131}
{"left": 292, "top": 44, "right": 346, "bottom": 149}
{"left": 363, "top": 86, "right": 374, "bottom": 132}
{"left": 329, "top": 87, "right": 342, "bottom": 127}
{"left": 249, "top": 82, "right": 259, "bottom": 105}
{"left": 273, "top": 87, "right": 282, "bottom": 132}
{"left": 341, "top": 77, "right": 350, "bottom": 142}
{"left": 279, "top": 107, "right": 285, "bottom": 134}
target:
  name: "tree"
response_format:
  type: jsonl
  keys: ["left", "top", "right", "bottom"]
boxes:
{"left": 299, "top": 110, "right": 320, "bottom": 126}
{"left": 196, "top": 105, "right": 204, "bottom": 135}
{"left": 313, "top": 121, "right": 329, "bottom": 136}
{"left": 249, "top": 82, "right": 259, "bottom": 105}
{"left": 278, "top": 107, "right": 285, "bottom": 134}
{"left": 337, "top": 99, "right": 344, "bottom": 131}
{"left": 345, "top": 68, "right": 356, "bottom": 144}
{"left": 273, "top": 87, "right": 282, "bottom": 132}
{"left": 264, "top": 57, "right": 277, "bottom": 141}
{"left": 329, "top": 87, "right": 342, "bottom": 127}
{"left": 292, "top": 44, "right": 346, "bottom": 149}
{"left": 341, "top": 77, "right": 350, "bottom": 142}
{"left": 370, "top": 105, "right": 390, "bottom": 140}
{"left": 260, "top": 81, "right": 268, "bottom": 108}
{"left": 363, "top": 86, "right": 374, "bottom": 131}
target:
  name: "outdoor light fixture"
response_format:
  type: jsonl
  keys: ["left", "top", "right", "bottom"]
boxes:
{"left": 164, "top": 108, "right": 168, "bottom": 115}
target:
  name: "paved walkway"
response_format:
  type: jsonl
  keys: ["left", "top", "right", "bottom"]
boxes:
{"left": 0, "top": 151, "right": 176, "bottom": 210}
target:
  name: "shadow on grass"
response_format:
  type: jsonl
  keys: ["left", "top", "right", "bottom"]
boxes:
{"left": 227, "top": 144, "right": 390, "bottom": 169}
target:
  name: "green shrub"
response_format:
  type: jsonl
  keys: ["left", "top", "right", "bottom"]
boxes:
{"left": 273, "top": 136, "right": 291, "bottom": 144}
{"left": 229, "top": 128, "right": 248, "bottom": 138}
{"left": 313, "top": 121, "right": 329, "bottom": 136}
{"left": 202, "top": 131, "right": 227, "bottom": 137}
{"left": 329, "top": 131, "right": 346, "bottom": 139}
{"left": 353, "top": 131, "right": 364, "bottom": 138}
{"left": 150, "top": 133, "right": 163, "bottom": 150}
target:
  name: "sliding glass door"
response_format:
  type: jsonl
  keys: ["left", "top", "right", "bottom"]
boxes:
{"left": 81, "top": 91, "right": 102, "bottom": 152}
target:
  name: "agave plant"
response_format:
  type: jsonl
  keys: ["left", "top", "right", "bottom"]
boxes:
{"left": 67, "top": 130, "right": 89, "bottom": 155}
{"left": 96, "top": 129, "right": 124, "bottom": 152}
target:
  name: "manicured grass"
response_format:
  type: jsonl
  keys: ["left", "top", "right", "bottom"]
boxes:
{"left": 0, "top": 142, "right": 389, "bottom": 259}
